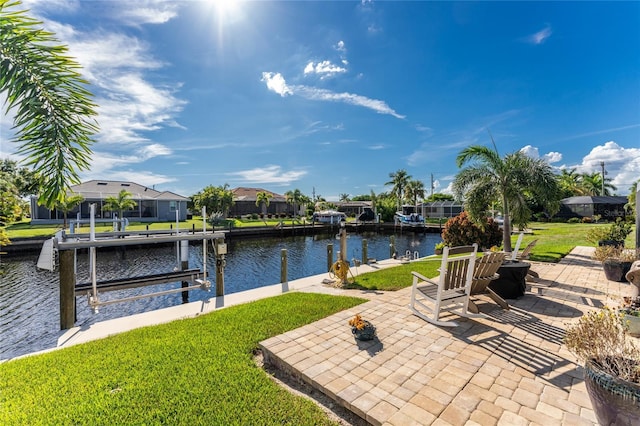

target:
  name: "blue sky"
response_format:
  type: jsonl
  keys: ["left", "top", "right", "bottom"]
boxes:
{"left": 1, "top": 0, "right": 639, "bottom": 200}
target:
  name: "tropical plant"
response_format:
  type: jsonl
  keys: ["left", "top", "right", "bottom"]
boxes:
{"left": 386, "top": 169, "right": 411, "bottom": 211}
{"left": 102, "top": 189, "right": 136, "bottom": 230}
{"left": 0, "top": 0, "right": 98, "bottom": 209}
{"left": 284, "top": 189, "right": 306, "bottom": 218}
{"left": 453, "top": 143, "right": 562, "bottom": 252}
{"left": 405, "top": 179, "right": 425, "bottom": 210}
{"left": 581, "top": 172, "right": 617, "bottom": 196}
{"left": 626, "top": 180, "right": 638, "bottom": 216}
{"left": 255, "top": 191, "right": 272, "bottom": 215}
{"left": 54, "top": 193, "right": 84, "bottom": 230}
{"left": 586, "top": 219, "right": 633, "bottom": 245}
{"left": 557, "top": 168, "right": 585, "bottom": 198}
{"left": 191, "top": 184, "right": 234, "bottom": 219}
{"left": 441, "top": 212, "right": 502, "bottom": 249}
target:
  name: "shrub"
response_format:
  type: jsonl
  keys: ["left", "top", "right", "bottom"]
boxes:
{"left": 586, "top": 219, "right": 633, "bottom": 245}
{"left": 250, "top": 213, "right": 259, "bottom": 220}
{"left": 581, "top": 217, "right": 592, "bottom": 223}
{"left": 441, "top": 212, "right": 502, "bottom": 249}
{"left": 567, "top": 217, "right": 581, "bottom": 223}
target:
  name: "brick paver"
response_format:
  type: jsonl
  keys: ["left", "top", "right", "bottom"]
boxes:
{"left": 260, "top": 246, "right": 633, "bottom": 425}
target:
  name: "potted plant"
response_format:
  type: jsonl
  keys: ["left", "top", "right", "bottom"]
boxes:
{"left": 564, "top": 308, "right": 640, "bottom": 425}
{"left": 621, "top": 297, "right": 640, "bottom": 337}
{"left": 586, "top": 219, "right": 633, "bottom": 248}
{"left": 348, "top": 314, "right": 376, "bottom": 341}
{"left": 592, "top": 246, "right": 638, "bottom": 282}
{"left": 434, "top": 242, "right": 445, "bottom": 255}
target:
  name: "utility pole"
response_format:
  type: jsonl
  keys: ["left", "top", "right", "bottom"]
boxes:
{"left": 600, "top": 161, "right": 606, "bottom": 195}
{"left": 430, "top": 173, "right": 434, "bottom": 197}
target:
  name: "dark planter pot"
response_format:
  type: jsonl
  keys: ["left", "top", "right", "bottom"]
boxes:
{"left": 584, "top": 358, "right": 640, "bottom": 425}
{"left": 603, "top": 260, "right": 633, "bottom": 282}
{"left": 599, "top": 240, "right": 625, "bottom": 248}
{"left": 351, "top": 321, "right": 376, "bottom": 341}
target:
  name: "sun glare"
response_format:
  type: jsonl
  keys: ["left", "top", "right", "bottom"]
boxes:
{"left": 208, "top": 0, "right": 242, "bottom": 23}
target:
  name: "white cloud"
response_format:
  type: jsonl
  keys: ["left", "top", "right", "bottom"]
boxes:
{"left": 262, "top": 72, "right": 404, "bottom": 118}
{"left": 228, "top": 165, "right": 307, "bottom": 185}
{"left": 572, "top": 141, "right": 640, "bottom": 194}
{"left": 261, "top": 72, "right": 293, "bottom": 97}
{"left": 115, "top": 2, "right": 180, "bottom": 25}
{"left": 520, "top": 145, "right": 562, "bottom": 164}
{"left": 303, "top": 60, "right": 347, "bottom": 78}
{"left": 526, "top": 25, "right": 552, "bottom": 45}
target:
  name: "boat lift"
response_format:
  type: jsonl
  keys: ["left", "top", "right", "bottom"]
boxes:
{"left": 54, "top": 205, "right": 225, "bottom": 330}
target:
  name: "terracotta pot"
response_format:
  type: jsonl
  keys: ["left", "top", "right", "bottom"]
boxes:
{"left": 584, "top": 358, "right": 640, "bottom": 425}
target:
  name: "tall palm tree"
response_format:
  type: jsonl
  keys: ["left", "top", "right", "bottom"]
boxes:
{"left": 1, "top": 2, "right": 98, "bottom": 208}
{"left": 285, "top": 189, "right": 303, "bottom": 218}
{"left": 453, "top": 144, "right": 561, "bottom": 252}
{"left": 102, "top": 189, "right": 137, "bottom": 230}
{"left": 626, "top": 180, "right": 638, "bottom": 216}
{"left": 55, "top": 193, "right": 84, "bottom": 230}
{"left": 405, "top": 179, "right": 425, "bottom": 210}
{"left": 581, "top": 172, "right": 617, "bottom": 196}
{"left": 386, "top": 169, "right": 411, "bottom": 212}
{"left": 557, "top": 168, "right": 585, "bottom": 197}
{"left": 255, "top": 191, "right": 272, "bottom": 215}
{"left": 339, "top": 193, "right": 350, "bottom": 202}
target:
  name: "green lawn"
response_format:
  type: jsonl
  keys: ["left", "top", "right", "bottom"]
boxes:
{"left": 3, "top": 217, "right": 314, "bottom": 239}
{"left": 0, "top": 292, "right": 366, "bottom": 425}
{"left": 512, "top": 222, "right": 635, "bottom": 263}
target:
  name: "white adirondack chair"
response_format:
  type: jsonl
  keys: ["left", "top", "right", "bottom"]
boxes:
{"left": 509, "top": 232, "right": 525, "bottom": 261}
{"left": 410, "top": 243, "right": 482, "bottom": 327}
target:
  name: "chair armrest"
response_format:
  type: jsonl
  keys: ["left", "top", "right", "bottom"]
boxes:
{"left": 411, "top": 271, "right": 437, "bottom": 286}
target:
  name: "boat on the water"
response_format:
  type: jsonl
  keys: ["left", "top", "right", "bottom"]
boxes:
{"left": 394, "top": 211, "right": 424, "bottom": 226}
{"left": 312, "top": 210, "right": 346, "bottom": 224}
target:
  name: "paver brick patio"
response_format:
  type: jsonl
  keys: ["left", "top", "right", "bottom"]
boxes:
{"left": 260, "top": 246, "right": 637, "bottom": 425}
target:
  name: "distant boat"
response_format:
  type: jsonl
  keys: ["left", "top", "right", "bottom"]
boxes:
{"left": 394, "top": 211, "right": 424, "bottom": 226}
{"left": 313, "top": 210, "right": 346, "bottom": 224}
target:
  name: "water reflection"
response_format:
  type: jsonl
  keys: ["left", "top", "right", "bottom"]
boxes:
{"left": 0, "top": 232, "right": 439, "bottom": 359}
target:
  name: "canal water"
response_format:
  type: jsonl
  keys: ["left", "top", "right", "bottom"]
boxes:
{"left": 0, "top": 232, "right": 440, "bottom": 360}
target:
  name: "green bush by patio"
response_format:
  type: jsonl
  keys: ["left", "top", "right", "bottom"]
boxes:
{"left": 0, "top": 293, "right": 366, "bottom": 425}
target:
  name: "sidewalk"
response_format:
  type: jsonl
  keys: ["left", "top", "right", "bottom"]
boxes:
{"left": 260, "top": 247, "right": 636, "bottom": 425}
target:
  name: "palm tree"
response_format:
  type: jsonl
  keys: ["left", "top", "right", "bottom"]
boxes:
{"left": 55, "top": 193, "right": 84, "bottom": 230}
{"left": 255, "top": 191, "right": 272, "bottom": 215}
{"left": 285, "top": 189, "right": 303, "bottom": 218}
{"left": 453, "top": 144, "right": 561, "bottom": 252}
{"left": 1, "top": 2, "right": 98, "bottom": 209}
{"left": 102, "top": 189, "right": 137, "bottom": 230}
{"left": 557, "top": 168, "right": 585, "bottom": 197}
{"left": 405, "top": 179, "right": 425, "bottom": 211}
{"left": 339, "top": 193, "right": 350, "bottom": 202}
{"left": 581, "top": 172, "right": 617, "bottom": 196}
{"left": 626, "top": 180, "right": 638, "bottom": 216}
{"left": 386, "top": 169, "right": 411, "bottom": 212}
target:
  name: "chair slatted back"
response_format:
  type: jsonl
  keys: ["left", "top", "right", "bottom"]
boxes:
{"left": 441, "top": 245, "right": 478, "bottom": 292}
{"left": 517, "top": 239, "right": 538, "bottom": 261}
{"left": 471, "top": 252, "right": 507, "bottom": 294}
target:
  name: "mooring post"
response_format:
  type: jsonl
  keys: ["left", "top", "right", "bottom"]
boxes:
{"left": 390, "top": 235, "right": 396, "bottom": 259}
{"left": 215, "top": 239, "right": 225, "bottom": 296}
{"left": 180, "top": 239, "right": 189, "bottom": 303}
{"left": 280, "top": 249, "right": 288, "bottom": 287}
{"left": 327, "top": 243, "right": 334, "bottom": 272}
{"left": 59, "top": 249, "right": 75, "bottom": 330}
{"left": 362, "top": 239, "right": 368, "bottom": 265}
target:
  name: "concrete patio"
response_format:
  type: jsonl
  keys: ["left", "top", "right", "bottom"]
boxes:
{"left": 260, "top": 246, "right": 637, "bottom": 425}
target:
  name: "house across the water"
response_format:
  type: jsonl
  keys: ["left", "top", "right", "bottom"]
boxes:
{"left": 30, "top": 180, "right": 189, "bottom": 224}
